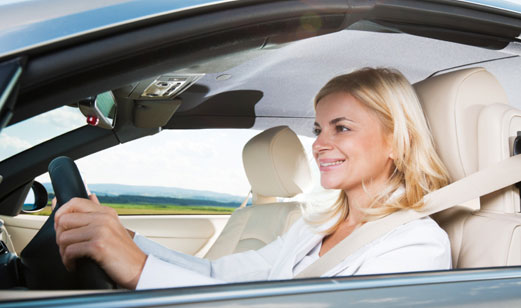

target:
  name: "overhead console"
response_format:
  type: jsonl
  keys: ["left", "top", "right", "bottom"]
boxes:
{"left": 117, "top": 74, "right": 203, "bottom": 129}
{"left": 128, "top": 74, "right": 203, "bottom": 100}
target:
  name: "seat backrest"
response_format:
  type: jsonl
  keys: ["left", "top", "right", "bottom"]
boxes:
{"left": 415, "top": 67, "right": 521, "bottom": 268}
{"left": 205, "top": 126, "right": 311, "bottom": 259}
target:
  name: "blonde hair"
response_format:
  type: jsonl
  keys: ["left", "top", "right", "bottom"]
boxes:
{"left": 305, "top": 67, "right": 450, "bottom": 235}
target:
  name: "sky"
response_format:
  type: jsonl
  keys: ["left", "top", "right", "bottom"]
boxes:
{"left": 0, "top": 106, "right": 319, "bottom": 197}
{"left": 0, "top": 106, "right": 85, "bottom": 159}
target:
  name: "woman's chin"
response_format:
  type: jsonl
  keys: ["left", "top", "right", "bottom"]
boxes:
{"left": 320, "top": 180, "right": 343, "bottom": 190}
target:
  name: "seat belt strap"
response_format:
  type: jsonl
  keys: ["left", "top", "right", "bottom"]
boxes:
{"left": 0, "top": 219, "right": 16, "bottom": 255}
{"left": 295, "top": 154, "right": 521, "bottom": 278}
{"left": 239, "top": 190, "right": 252, "bottom": 208}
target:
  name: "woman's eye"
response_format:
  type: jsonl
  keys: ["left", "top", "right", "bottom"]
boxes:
{"left": 336, "top": 125, "right": 350, "bottom": 132}
{"left": 312, "top": 127, "right": 321, "bottom": 136}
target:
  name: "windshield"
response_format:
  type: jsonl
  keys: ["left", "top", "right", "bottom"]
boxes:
{"left": 0, "top": 105, "right": 85, "bottom": 161}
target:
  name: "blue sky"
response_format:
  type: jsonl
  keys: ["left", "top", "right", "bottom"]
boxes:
{"left": 0, "top": 106, "right": 84, "bottom": 159}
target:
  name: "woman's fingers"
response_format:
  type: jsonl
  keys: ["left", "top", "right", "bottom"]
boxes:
{"left": 53, "top": 196, "right": 146, "bottom": 289}
{"left": 51, "top": 197, "right": 57, "bottom": 210}
{"left": 55, "top": 198, "right": 90, "bottom": 222}
{"left": 57, "top": 211, "right": 119, "bottom": 244}
{"left": 53, "top": 192, "right": 100, "bottom": 213}
{"left": 89, "top": 193, "right": 100, "bottom": 204}
{"left": 57, "top": 218, "right": 107, "bottom": 270}
{"left": 54, "top": 197, "right": 111, "bottom": 267}
{"left": 55, "top": 197, "right": 111, "bottom": 228}
{"left": 56, "top": 209, "right": 119, "bottom": 248}
{"left": 56, "top": 222, "right": 98, "bottom": 248}
{"left": 61, "top": 240, "right": 103, "bottom": 271}
{"left": 56, "top": 212, "right": 96, "bottom": 233}
{"left": 57, "top": 218, "right": 96, "bottom": 271}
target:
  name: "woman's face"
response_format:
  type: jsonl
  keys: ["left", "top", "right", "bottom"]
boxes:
{"left": 312, "top": 92, "right": 394, "bottom": 192}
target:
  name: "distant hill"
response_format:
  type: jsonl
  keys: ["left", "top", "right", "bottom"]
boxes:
{"left": 93, "top": 194, "right": 239, "bottom": 208}
{"left": 42, "top": 183, "right": 248, "bottom": 205}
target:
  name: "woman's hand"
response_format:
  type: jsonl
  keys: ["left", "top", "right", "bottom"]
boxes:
{"left": 54, "top": 194, "right": 147, "bottom": 289}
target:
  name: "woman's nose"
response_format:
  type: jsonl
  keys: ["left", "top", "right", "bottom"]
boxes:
{"left": 312, "top": 132, "right": 332, "bottom": 154}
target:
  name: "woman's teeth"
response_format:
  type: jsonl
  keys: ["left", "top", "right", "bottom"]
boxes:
{"left": 321, "top": 160, "right": 344, "bottom": 167}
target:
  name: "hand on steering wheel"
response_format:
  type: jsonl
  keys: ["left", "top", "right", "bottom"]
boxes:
{"left": 55, "top": 194, "right": 147, "bottom": 289}
{"left": 20, "top": 156, "right": 145, "bottom": 290}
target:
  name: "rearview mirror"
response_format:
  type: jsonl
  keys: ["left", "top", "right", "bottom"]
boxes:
{"left": 78, "top": 91, "right": 117, "bottom": 129}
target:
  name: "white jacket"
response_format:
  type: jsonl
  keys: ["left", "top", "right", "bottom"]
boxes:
{"left": 134, "top": 216, "right": 451, "bottom": 290}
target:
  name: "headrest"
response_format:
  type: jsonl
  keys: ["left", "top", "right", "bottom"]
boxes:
{"left": 242, "top": 126, "right": 312, "bottom": 199}
{"left": 414, "top": 67, "right": 509, "bottom": 182}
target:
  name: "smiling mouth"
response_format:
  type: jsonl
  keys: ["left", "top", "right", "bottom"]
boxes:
{"left": 320, "top": 160, "right": 345, "bottom": 167}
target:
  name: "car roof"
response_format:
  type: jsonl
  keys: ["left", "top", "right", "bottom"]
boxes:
{"left": 1, "top": 0, "right": 521, "bottom": 60}
{"left": 0, "top": 0, "right": 236, "bottom": 59}
{"left": 186, "top": 28, "right": 521, "bottom": 136}
{"left": 3, "top": 0, "right": 521, "bottom": 127}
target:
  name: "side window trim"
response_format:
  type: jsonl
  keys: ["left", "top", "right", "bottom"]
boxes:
{"left": 0, "top": 57, "right": 24, "bottom": 132}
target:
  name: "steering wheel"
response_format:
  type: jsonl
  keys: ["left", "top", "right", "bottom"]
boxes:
{"left": 19, "top": 156, "right": 115, "bottom": 289}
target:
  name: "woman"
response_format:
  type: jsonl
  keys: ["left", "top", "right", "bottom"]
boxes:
{"left": 54, "top": 67, "right": 452, "bottom": 290}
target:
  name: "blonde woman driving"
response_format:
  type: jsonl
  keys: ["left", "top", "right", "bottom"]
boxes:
{"left": 54, "top": 67, "right": 452, "bottom": 289}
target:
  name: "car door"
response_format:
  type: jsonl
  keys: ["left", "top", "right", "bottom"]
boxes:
{"left": 1, "top": 213, "right": 229, "bottom": 257}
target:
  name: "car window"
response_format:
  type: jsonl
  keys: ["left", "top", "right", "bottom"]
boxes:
{"left": 0, "top": 105, "right": 85, "bottom": 162}
{"left": 33, "top": 128, "right": 318, "bottom": 215}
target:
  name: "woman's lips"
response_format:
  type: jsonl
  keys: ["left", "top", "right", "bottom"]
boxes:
{"left": 318, "top": 159, "right": 345, "bottom": 172}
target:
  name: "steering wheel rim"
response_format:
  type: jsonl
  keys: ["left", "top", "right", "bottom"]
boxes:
{"left": 19, "top": 156, "right": 114, "bottom": 289}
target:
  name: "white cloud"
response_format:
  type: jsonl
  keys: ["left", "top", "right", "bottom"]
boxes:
{"left": 0, "top": 133, "right": 32, "bottom": 160}
{"left": 0, "top": 106, "right": 86, "bottom": 162}
{"left": 34, "top": 106, "right": 85, "bottom": 129}
{"left": 73, "top": 129, "right": 260, "bottom": 196}
{"left": 0, "top": 133, "right": 31, "bottom": 150}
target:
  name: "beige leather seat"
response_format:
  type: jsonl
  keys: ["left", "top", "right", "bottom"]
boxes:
{"left": 205, "top": 126, "right": 312, "bottom": 260}
{"left": 415, "top": 67, "right": 521, "bottom": 268}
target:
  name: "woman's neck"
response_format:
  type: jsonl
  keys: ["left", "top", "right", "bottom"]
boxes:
{"left": 319, "top": 185, "right": 379, "bottom": 256}
{"left": 343, "top": 185, "right": 377, "bottom": 225}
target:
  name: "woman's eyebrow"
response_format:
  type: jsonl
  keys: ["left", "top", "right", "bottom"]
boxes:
{"left": 330, "top": 117, "right": 353, "bottom": 125}
{"left": 314, "top": 117, "right": 354, "bottom": 127}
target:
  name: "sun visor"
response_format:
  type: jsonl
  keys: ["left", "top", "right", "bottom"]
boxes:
{"left": 120, "top": 74, "right": 203, "bottom": 128}
{"left": 133, "top": 99, "right": 182, "bottom": 128}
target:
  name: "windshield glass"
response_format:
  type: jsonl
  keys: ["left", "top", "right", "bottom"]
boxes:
{"left": 0, "top": 105, "right": 85, "bottom": 161}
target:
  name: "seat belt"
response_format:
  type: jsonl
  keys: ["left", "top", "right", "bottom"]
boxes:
{"left": 239, "top": 190, "right": 252, "bottom": 208}
{"left": 295, "top": 154, "right": 521, "bottom": 278}
{"left": 0, "top": 219, "right": 16, "bottom": 255}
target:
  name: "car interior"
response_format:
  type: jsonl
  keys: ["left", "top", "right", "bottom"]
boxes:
{"left": 2, "top": 0, "right": 521, "bottom": 303}
{"left": 416, "top": 67, "right": 521, "bottom": 268}
{"left": 205, "top": 125, "right": 311, "bottom": 260}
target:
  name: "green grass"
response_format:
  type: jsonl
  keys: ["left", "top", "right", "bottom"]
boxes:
{"left": 30, "top": 203, "right": 235, "bottom": 216}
